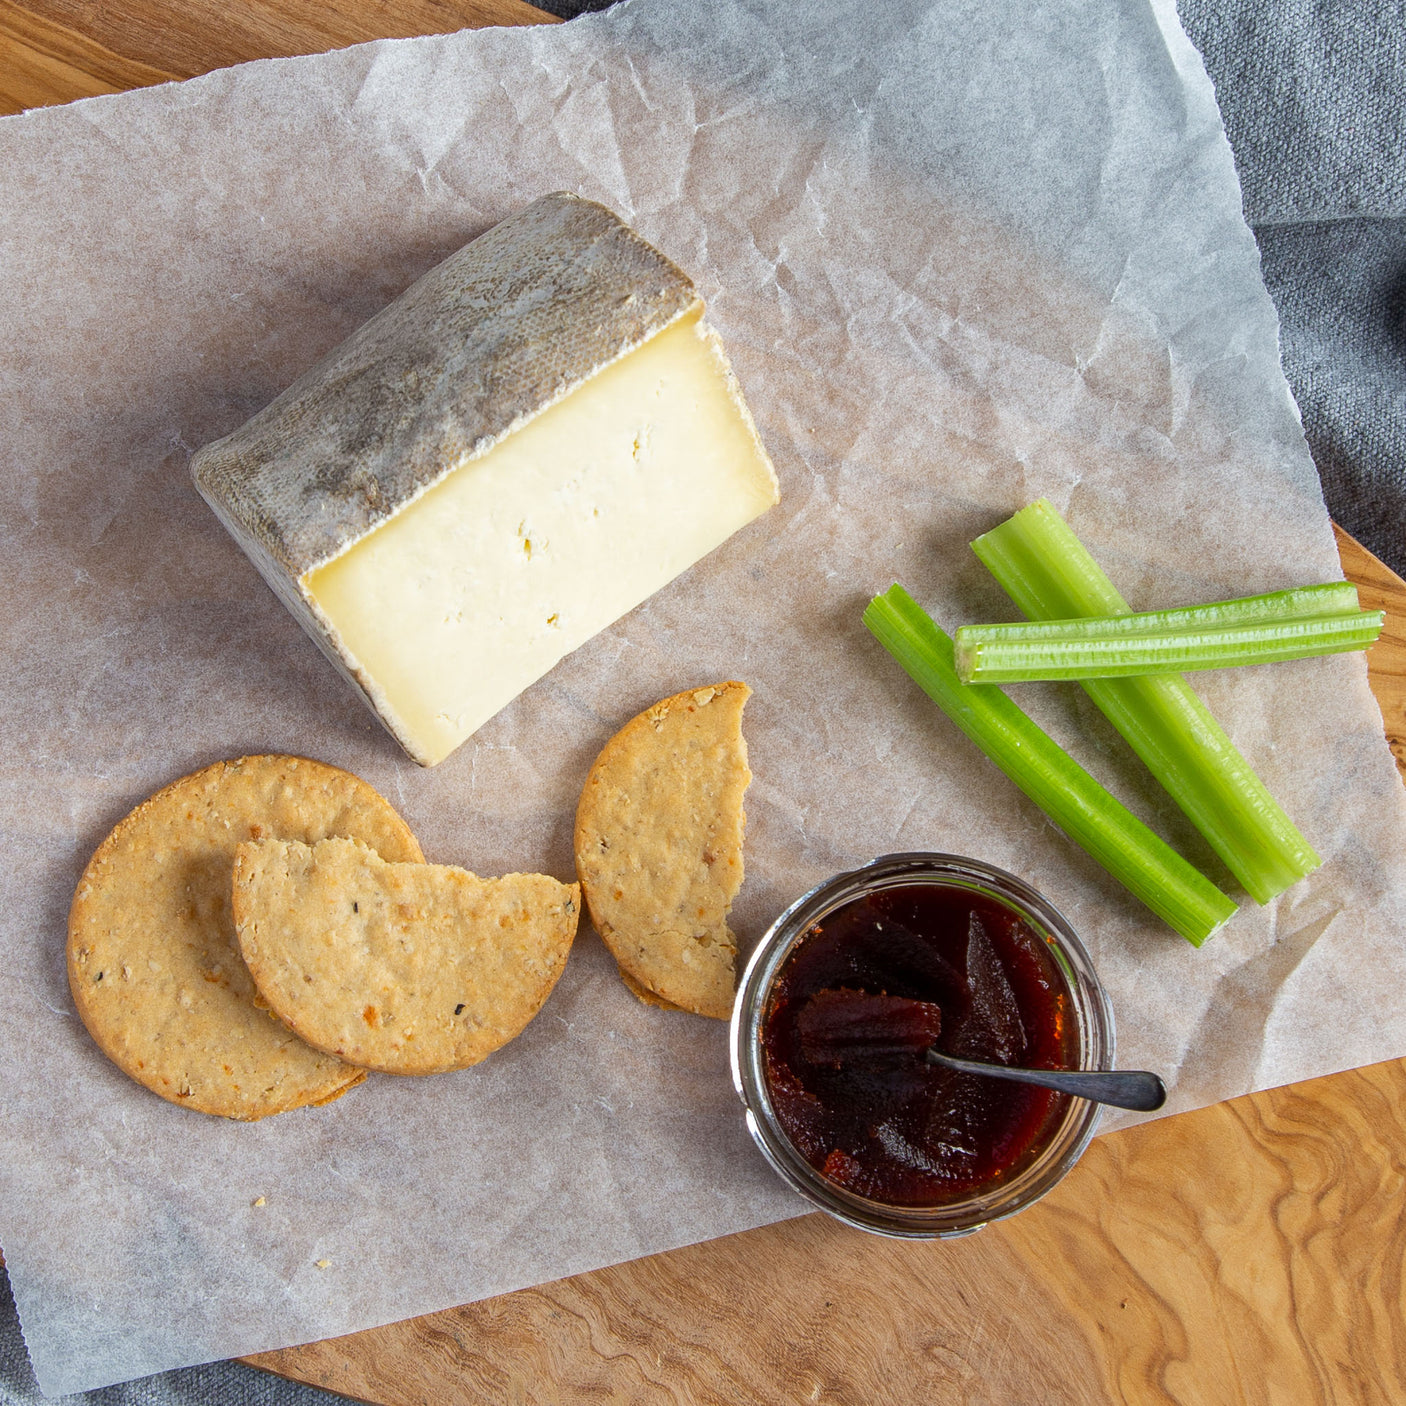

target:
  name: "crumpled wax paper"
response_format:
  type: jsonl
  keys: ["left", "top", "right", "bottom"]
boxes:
{"left": 2, "top": 0, "right": 1404, "bottom": 1392}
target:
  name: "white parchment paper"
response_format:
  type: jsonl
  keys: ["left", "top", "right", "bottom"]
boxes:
{"left": 2, "top": 0, "right": 1404, "bottom": 1392}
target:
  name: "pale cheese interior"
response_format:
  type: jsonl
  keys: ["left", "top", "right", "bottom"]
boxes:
{"left": 303, "top": 312, "right": 778, "bottom": 766}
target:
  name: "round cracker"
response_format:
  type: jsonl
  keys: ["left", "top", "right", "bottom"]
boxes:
{"left": 232, "top": 837, "right": 579, "bottom": 1075}
{"left": 574, "top": 682, "right": 751, "bottom": 1020}
{"left": 67, "top": 755, "right": 424, "bottom": 1120}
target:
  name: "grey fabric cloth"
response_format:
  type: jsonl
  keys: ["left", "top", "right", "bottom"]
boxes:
{"left": 1178, "top": 0, "right": 1406, "bottom": 577}
{"left": 1178, "top": 0, "right": 1405, "bottom": 226}
{"left": 2, "top": 2, "right": 1398, "bottom": 1403}
{"left": 531, "top": 0, "right": 613, "bottom": 12}
{"left": 1253, "top": 216, "right": 1406, "bottom": 576}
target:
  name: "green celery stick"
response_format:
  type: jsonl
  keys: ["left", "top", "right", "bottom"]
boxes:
{"left": 959, "top": 581, "right": 1361, "bottom": 637}
{"left": 954, "top": 590, "right": 1383, "bottom": 682}
{"left": 971, "top": 500, "right": 1321, "bottom": 903}
{"left": 864, "top": 585, "right": 1237, "bottom": 946}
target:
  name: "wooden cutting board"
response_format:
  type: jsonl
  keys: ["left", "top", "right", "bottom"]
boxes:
{"left": 4, "top": 5, "right": 1405, "bottom": 1401}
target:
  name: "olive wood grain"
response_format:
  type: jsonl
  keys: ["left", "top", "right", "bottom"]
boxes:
{"left": 3, "top": 4, "right": 1405, "bottom": 1400}
{"left": 251, "top": 1058, "right": 1406, "bottom": 1406}
{"left": 0, "top": 0, "right": 552, "bottom": 114}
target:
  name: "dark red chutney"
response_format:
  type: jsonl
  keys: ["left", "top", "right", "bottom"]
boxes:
{"left": 760, "top": 883, "right": 1078, "bottom": 1206}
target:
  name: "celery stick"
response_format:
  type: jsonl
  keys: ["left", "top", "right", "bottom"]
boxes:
{"left": 971, "top": 500, "right": 1321, "bottom": 902}
{"left": 864, "top": 585, "right": 1237, "bottom": 945}
{"left": 957, "top": 580, "right": 1359, "bottom": 652}
{"left": 954, "top": 603, "right": 1384, "bottom": 682}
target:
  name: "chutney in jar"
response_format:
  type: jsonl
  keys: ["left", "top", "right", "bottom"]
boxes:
{"left": 760, "top": 882, "right": 1078, "bottom": 1206}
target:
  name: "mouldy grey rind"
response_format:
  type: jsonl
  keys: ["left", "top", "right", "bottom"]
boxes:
{"left": 189, "top": 191, "right": 701, "bottom": 580}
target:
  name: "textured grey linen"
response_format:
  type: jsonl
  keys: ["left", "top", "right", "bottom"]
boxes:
{"left": 1179, "top": 0, "right": 1406, "bottom": 224}
{"left": 1178, "top": 0, "right": 1406, "bottom": 576}
{"left": 1, "top": 1, "right": 1399, "bottom": 1402}
{"left": 1252, "top": 217, "right": 1406, "bottom": 578}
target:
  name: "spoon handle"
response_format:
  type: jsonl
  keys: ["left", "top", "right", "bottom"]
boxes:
{"left": 925, "top": 1049, "right": 1167, "bottom": 1112}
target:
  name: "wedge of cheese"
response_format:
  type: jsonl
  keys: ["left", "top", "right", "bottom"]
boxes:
{"left": 192, "top": 192, "right": 779, "bottom": 766}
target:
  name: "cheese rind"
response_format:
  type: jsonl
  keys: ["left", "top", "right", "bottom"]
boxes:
{"left": 191, "top": 192, "right": 779, "bottom": 766}
{"left": 192, "top": 193, "right": 700, "bottom": 577}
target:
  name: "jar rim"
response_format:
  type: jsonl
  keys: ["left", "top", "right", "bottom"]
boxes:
{"left": 729, "top": 852, "right": 1115, "bottom": 1239}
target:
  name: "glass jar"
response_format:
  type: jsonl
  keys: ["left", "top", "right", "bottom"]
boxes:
{"left": 730, "top": 852, "right": 1114, "bottom": 1239}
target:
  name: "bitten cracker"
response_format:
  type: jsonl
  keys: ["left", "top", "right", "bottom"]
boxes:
{"left": 67, "top": 755, "right": 423, "bottom": 1120}
{"left": 232, "top": 838, "right": 580, "bottom": 1075}
{"left": 574, "top": 682, "right": 752, "bottom": 1020}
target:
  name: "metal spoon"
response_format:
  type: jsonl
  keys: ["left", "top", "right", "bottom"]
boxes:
{"left": 925, "top": 1048, "right": 1167, "bottom": 1112}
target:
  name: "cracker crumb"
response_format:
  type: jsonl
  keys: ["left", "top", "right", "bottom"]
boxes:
{"left": 315, "top": 1259, "right": 332, "bottom": 1269}
{"left": 252, "top": 1196, "right": 266, "bottom": 1207}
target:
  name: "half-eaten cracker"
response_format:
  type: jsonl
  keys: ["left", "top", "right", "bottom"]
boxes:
{"left": 233, "top": 837, "right": 579, "bottom": 1075}
{"left": 574, "top": 681, "right": 752, "bottom": 1020}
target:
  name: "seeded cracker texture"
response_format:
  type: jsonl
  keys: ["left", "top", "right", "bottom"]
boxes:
{"left": 66, "top": 755, "right": 423, "bottom": 1120}
{"left": 574, "top": 683, "right": 752, "bottom": 1020}
{"left": 232, "top": 838, "right": 580, "bottom": 1075}
{"left": 188, "top": 192, "right": 702, "bottom": 764}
